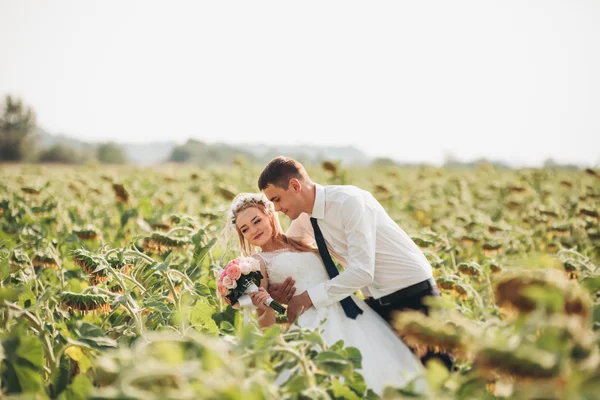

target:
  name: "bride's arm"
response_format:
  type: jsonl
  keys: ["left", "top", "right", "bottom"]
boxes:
{"left": 251, "top": 255, "right": 276, "bottom": 328}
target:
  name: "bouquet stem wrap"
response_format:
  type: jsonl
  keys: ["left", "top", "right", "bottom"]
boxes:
{"left": 238, "top": 282, "right": 286, "bottom": 314}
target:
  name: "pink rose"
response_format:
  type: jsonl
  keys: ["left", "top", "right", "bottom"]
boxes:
{"left": 226, "top": 265, "right": 242, "bottom": 280}
{"left": 227, "top": 258, "right": 240, "bottom": 268}
{"left": 218, "top": 283, "right": 229, "bottom": 297}
{"left": 222, "top": 276, "right": 237, "bottom": 290}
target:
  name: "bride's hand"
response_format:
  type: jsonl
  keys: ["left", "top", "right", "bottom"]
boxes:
{"left": 250, "top": 288, "right": 272, "bottom": 311}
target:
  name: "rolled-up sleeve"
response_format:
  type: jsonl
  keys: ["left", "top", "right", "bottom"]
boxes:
{"left": 307, "top": 196, "right": 376, "bottom": 309}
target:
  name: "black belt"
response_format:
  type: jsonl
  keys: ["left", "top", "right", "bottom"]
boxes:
{"left": 373, "top": 277, "right": 437, "bottom": 306}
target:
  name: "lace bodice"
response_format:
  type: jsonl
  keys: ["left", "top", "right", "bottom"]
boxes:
{"left": 256, "top": 251, "right": 329, "bottom": 294}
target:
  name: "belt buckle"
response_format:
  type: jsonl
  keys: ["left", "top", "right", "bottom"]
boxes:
{"left": 377, "top": 296, "right": 392, "bottom": 306}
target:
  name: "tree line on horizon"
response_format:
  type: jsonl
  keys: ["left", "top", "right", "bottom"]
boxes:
{"left": 0, "top": 95, "right": 318, "bottom": 167}
{"left": 0, "top": 95, "right": 587, "bottom": 169}
{"left": 0, "top": 95, "right": 128, "bottom": 165}
{"left": 0, "top": 95, "right": 369, "bottom": 167}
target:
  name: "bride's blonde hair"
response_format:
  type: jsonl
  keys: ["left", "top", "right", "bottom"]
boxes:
{"left": 229, "top": 193, "right": 317, "bottom": 257}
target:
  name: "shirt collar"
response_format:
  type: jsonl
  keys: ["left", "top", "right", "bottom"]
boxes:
{"left": 310, "top": 183, "right": 326, "bottom": 219}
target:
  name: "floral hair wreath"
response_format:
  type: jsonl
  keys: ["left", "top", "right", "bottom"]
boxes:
{"left": 228, "top": 193, "right": 275, "bottom": 226}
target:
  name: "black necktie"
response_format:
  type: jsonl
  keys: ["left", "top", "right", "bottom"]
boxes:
{"left": 310, "top": 217, "right": 363, "bottom": 319}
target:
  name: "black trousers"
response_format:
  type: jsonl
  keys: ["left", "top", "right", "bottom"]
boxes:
{"left": 365, "top": 285, "right": 455, "bottom": 371}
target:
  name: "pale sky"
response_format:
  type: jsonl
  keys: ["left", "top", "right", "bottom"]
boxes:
{"left": 1, "top": 1, "right": 599, "bottom": 167}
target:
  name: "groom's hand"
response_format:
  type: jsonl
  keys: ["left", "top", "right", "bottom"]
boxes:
{"left": 287, "top": 291, "right": 313, "bottom": 324}
{"left": 269, "top": 277, "right": 296, "bottom": 304}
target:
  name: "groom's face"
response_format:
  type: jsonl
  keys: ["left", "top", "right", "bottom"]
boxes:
{"left": 264, "top": 181, "right": 302, "bottom": 220}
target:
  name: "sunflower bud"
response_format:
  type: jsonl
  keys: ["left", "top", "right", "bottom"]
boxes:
{"left": 483, "top": 241, "right": 503, "bottom": 256}
{"left": 458, "top": 262, "right": 483, "bottom": 277}
{"left": 68, "top": 182, "right": 80, "bottom": 194}
{"left": 393, "top": 311, "right": 471, "bottom": 360}
{"left": 60, "top": 292, "right": 111, "bottom": 314}
{"left": 112, "top": 183, "right": 129, "bottom": 203}
{"left": 31, "top": 253, "right": 58, "bottom": 269}
{"left": 549, "top": 223, "right": 571, "bottom": 237}
{"left": 217, "top": 186, "right": 236, "bottom": 201}
{"left": 72, "top": 249, "right": 110, "bottom": 284}
{"left": 73, "top": 225, "right": 102, "bottom": 241}
{"left": 436, "top": 277, "right": 456, "bottom": 291}
{"left": 507, "top": 200, "right": 522, "bottom": 210}
{"left": 578, "top": 208, "right": 599, "bottom": 219}
{"left": 510, "top": 186, "right": 527, "bottom": 194}
{"left": 474, "top": 344, "right": 560, "bottom": 380}
{"left": 21, "top": 187, "right": 40, "bottom": 195}
{"left": 488, "top": 224, "right": 506, "bottom": 234}
{"left": 374, "top": 183, "right": 392, "bottom": 195}
{"left": 107, "top": 256, "right": 134, "bottom": 275}
{"left": 321, "top": 161, "right": 338, "bottom": 174}
{"left": 545, "top": 241, "right": 560, "bottom": 253}
{"left": 143, "top": 232, "right": 190, "bottom": 254}
{"left": 494, "top": 269, "right": 592, "bottom": 319}
{"left": 150, "top": 223, "right": 171, "bottom": 232}
{"left": 460, "top": 235, "right": 479, "bottom": 246}
{"left": 436, "top": 277, "right": 469, "bottom": 300}
{"left": 562, "top": 261, "right": 579, "bottom": 280}
{"left": 199, "top": 212, "right": 220, "bottom": 221}
{"left": 413, "top": 236, "right": 436, "bottom": 248}
{"left": 453, "top": 283, "right": 469, "bottom": 299}
{"left": 489, "top": 262, "right": 502, "bottom": 274}
{"left": 559, "top": 180, "right": 573, "bottom": 188}
{"left": 586, "top": 229, "right": 599, "bottom": 240}
{"left": 541, "top": 210, "right": 559, "bottom": 219}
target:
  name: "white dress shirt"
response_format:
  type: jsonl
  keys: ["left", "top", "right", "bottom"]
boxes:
{"left": 287, "top": 184, "right": 433, "bottom": 310}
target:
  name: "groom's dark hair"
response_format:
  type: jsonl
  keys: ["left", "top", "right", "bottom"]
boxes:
{"left": 258, "top": 156, "right": 309, "bottom": 190}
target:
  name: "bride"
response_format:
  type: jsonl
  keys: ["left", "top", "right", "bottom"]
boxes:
{"left": 227, "top": 193, "right": 426, "bottom": 395}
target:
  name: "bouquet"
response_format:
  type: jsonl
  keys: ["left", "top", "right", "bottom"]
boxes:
{"left": 217, "top": 256, "right": 286, "bottom": 314}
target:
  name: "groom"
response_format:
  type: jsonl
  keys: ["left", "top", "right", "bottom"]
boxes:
{"left": 258, "top": 156, "right": 454, "bottom": 370}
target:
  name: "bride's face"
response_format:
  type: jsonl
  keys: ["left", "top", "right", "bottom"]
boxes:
{"left": 235, "top": 207, "right": 274, "bottom": 247}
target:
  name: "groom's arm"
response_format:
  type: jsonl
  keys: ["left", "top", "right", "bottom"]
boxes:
{"left": 306, "top": 195, "right": 376, "bottom": 309}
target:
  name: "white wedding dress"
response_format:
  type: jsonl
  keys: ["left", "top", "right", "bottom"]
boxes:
{"left": 257, "top": 250, "right": 427, "bottom": 396}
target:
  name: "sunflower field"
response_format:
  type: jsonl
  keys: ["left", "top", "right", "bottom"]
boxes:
{"left": 1, "top": 162, "right": 599, "bottom": 399}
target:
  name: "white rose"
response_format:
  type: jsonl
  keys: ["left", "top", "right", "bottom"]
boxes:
{"left": 240, "top": 260, "right": 253, "bottom": 275}
{"left": 251, "top": 258, "right": 260, "bottom": 272}
{"left": 222, "top": 276, "right": 237, "bottom": 290}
